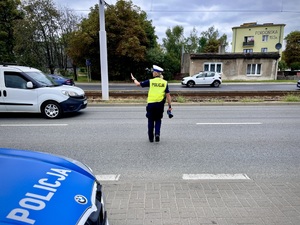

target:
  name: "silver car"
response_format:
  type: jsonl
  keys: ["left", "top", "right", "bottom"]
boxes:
{"left": 181, "top": 71, "right": 222, "bottom": 87}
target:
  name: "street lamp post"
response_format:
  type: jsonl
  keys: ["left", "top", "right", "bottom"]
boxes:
{"left": 99, "top": 0, "right": 109, "bottom": 100}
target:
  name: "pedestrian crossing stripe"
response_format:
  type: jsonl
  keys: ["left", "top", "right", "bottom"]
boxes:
{"left": 196, "top": 122, "right": 262, "bottom": 125}
{"left": 96, "top": 174, "right": 120, "bottom": 181}
{"left": 96, "top": 174, "right": 250, "bottom": 181}
{"left": 182, "top": 174, "right": 250, "bottom": 180}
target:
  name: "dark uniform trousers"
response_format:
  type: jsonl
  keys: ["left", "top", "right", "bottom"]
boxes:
{"left": 146, "top": 101, "right": 165, "bottom": 140}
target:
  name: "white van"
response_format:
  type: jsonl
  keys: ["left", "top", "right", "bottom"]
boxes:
{"left": 0, "top": 64, "right": 87, "bottom": 119}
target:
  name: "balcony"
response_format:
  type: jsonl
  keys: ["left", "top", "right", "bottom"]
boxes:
{"left": 243, "top": 41, "right": 254, "bottom": 46}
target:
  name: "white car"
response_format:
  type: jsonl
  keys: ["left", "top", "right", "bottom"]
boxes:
{"left": 181, "top": 71, "right": 222, "bottom": 87}
{"left": 0, "top": 64, "right": 87, "bottom": 119}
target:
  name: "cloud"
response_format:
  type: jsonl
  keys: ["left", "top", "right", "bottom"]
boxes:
{"left": 52, "top": 0, "right": 300, "bottom": 49}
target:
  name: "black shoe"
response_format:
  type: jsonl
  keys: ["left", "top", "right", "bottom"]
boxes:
{"left": 149, "top": 131, "right": 154, "bottom": 142}
{"left": 149, "top": 134, "right": 154, "bottom": 142}
{"left": 155, "top": 135, "right": 160, "bottom": 142}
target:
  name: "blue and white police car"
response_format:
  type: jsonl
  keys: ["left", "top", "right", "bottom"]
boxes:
{"left": 0, "top": 148, "right": 109, "bottom": 225}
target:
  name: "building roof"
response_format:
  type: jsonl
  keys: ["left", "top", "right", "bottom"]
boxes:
{"left": 232, "top": 22, "right": 286, "bottom": 29}
{"left": 190, "top": 52, "right": 280, "bottom": 60}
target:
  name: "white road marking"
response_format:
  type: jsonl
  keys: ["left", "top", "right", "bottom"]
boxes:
{"left": 182, "top": 174, "right": 250, "bottom": 180}
{"left": 0, "top": 124, "right": 68, "bottom": 127}
{"left": 96, "top": 174, "right": 120, "bottom": 181}
{"left": 196, "top": 122, "right": 262, "bottom": 125}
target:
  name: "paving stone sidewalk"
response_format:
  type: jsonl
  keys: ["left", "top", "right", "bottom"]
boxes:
{"left": 101, "top": 180, "right": 300, "bottom": 225}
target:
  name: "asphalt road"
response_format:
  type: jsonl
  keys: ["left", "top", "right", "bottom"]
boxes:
{"left": 1, "top": 105, "right": 299, "bottom": 183}
{"left": 77, "top": 82, "right": 299, "bottom": 92}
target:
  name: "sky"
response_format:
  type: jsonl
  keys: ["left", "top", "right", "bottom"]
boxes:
{"left": 52, "top": 0, "right": 300, "bottom": 51}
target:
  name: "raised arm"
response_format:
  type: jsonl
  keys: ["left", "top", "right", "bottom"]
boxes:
{"left": 131, "top": 73, "right": 141, "bottom": 86}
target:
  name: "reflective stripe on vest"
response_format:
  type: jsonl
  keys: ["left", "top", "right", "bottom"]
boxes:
{"left": 147, "top": 78, "right": 167, "bottom": 103}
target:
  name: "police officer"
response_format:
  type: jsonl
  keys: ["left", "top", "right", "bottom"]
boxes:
{"left": 131, "top": 65, "right": 172, "bottom": 142}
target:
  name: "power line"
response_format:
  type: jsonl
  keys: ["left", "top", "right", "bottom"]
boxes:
{"left": 145, "top": 9, "right": 300, "bottom": 13}
{"left": 64, "top": 9, "right": 300, "bottom": 13}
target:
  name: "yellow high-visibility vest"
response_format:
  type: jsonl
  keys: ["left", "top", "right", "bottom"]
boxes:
{"left": 147, "top": 78, "right": 167, "bottom": 103}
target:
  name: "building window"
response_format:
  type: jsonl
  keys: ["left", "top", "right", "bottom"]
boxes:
{"left": 243, "top": 49, "right": 253, "bottom": 53}
{"left": 262, "top": 35, "right": 268, "bottom": 42}
{"left": 204, "top": 63, "right": 222, "bottom": 73}
{"left": 243, "top": 36, "right": 255, "bottom": 46}
{"left": 246, "top": 64, "right": 261, "bottom": 75}
{"left": 244, "top": 36, "right": 254, "bottom": 42}
{"left": 261, "top": 48, "right": 268, "bottom": 52}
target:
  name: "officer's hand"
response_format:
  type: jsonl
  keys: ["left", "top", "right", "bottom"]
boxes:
{"left": 131, "top": 73, "right": 135, "bottom": 80}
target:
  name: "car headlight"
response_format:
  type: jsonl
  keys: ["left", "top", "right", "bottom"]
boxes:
{"left": 62, "top": 90, "right": 79, "bottom": 97}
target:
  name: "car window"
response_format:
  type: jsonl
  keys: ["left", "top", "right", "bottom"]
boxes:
{"left": 206, "top": 72, "right": 215, "bottom": 77}
{"left": 4, "top": 72, "right": 28, "bottom": 89}
{"left": 196, "top": 73, "right": 205, "bottom": 78}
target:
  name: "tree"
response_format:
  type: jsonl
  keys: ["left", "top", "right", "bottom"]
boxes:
{"left": 278, "top": 60, "right": 288, "bottom": 71}
{"left": 284, "top": 31, "right": 300, "bottom": 70}
{"left": 184, "top": 27, "right": 199, "bottom": 53}
{"left": 14, "top": 0, "right": 60, "bottom": 72}
{"left": 197, "top": 37, "right": 207, "bottom": 53}
{"left": 0, "top": 0, "right": 23, "bottom": 62}
{"left": 105, "top": 0, "right": 157, "bottom": 80}
{"left": 199, "top": 26, "right": 228, "bottom": 53}
{"left": 14, "top": 0, "right": 79, "bottom": 74}
{"left": 67, "top": 5, "right": 100, "bottom": 79}
{"left": 55, "top": 7, "right": 80, "bottom": 77}
{"left": 183, "top": 26, "right": 228, "bottom": 55}
{"left": 68, "top": 0, "right": 157, "bottom": 81}
{"left": 145, "top": 46, "right": 165, "bottom": 80}
{"left": 162, "top": 25, "right": 184, "bottom": 79}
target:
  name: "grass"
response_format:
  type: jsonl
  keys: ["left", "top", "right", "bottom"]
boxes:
{"left": 207, "top": 99, "right": 225, "bottom": 103}
{"left": 175, "top": 95, "right": 187, "bottom": 103}
{"left": 240, "top": 97, "right": 264, "bottom": 103}
{"left": 282, "top": 94, "right": 300, "bottom": 102}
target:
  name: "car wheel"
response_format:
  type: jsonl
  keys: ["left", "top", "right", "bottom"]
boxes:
{"left": 41, "top": 101, "right": 62, "bottom": 119}
{"left": 187, "top": 81, "right": 195, "bottom": 87}
{"left": 211, "top": 80, "right": 220, "bottom": 87}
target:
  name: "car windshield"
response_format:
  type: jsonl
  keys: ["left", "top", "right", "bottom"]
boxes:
{"left": 26, "top": 72, "right": 58, "bottom": 86}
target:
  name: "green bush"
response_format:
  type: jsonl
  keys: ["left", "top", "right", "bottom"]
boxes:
{"left": 290, "top": 62, "right": 300, "bottom": 71}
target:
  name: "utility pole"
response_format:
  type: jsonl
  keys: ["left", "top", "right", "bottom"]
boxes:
{"left": 99, "top": 0, "right": 109, "bottom": 100}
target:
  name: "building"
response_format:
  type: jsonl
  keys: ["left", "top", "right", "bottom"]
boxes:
{"left": 188, "top": 52, "right": 280, "bottom": 81}
{"left": 232, "top": 22, "right": 285, "bottom": 54}
{"left": 180, "top": 22, "right": 285, "bottom": 81}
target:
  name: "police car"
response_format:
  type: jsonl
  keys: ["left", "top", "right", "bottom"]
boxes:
{"left": 0, "top": 148, "right": 109, "bottom": 225}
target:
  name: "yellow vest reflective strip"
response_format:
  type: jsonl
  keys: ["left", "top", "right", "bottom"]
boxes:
{"left": 147, "top": 78, "right": 167, "bottom": 103}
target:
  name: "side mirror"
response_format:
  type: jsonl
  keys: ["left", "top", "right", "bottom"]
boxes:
{"left": 26, "top": 81, "right": 34, "bottom": 89}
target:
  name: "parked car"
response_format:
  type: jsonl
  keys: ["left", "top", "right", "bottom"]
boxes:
{"left": 297, "top": 80, "right": 300, "bottom": 88}
{"left": 0, "top": 148, "right": 109, "bottom": 225}
{"left": 48, "top": 74, "right": 75, "bottom": 86}
{"left": 0, "top": 64, "right": 87, "bottom": 119}
{"left": 181, "top": 71, "right": 222, "bottom": 87}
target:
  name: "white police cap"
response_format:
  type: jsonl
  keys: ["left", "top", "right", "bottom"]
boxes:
{"left": 153, "top": 65, "right": 163, "bottom": 72}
